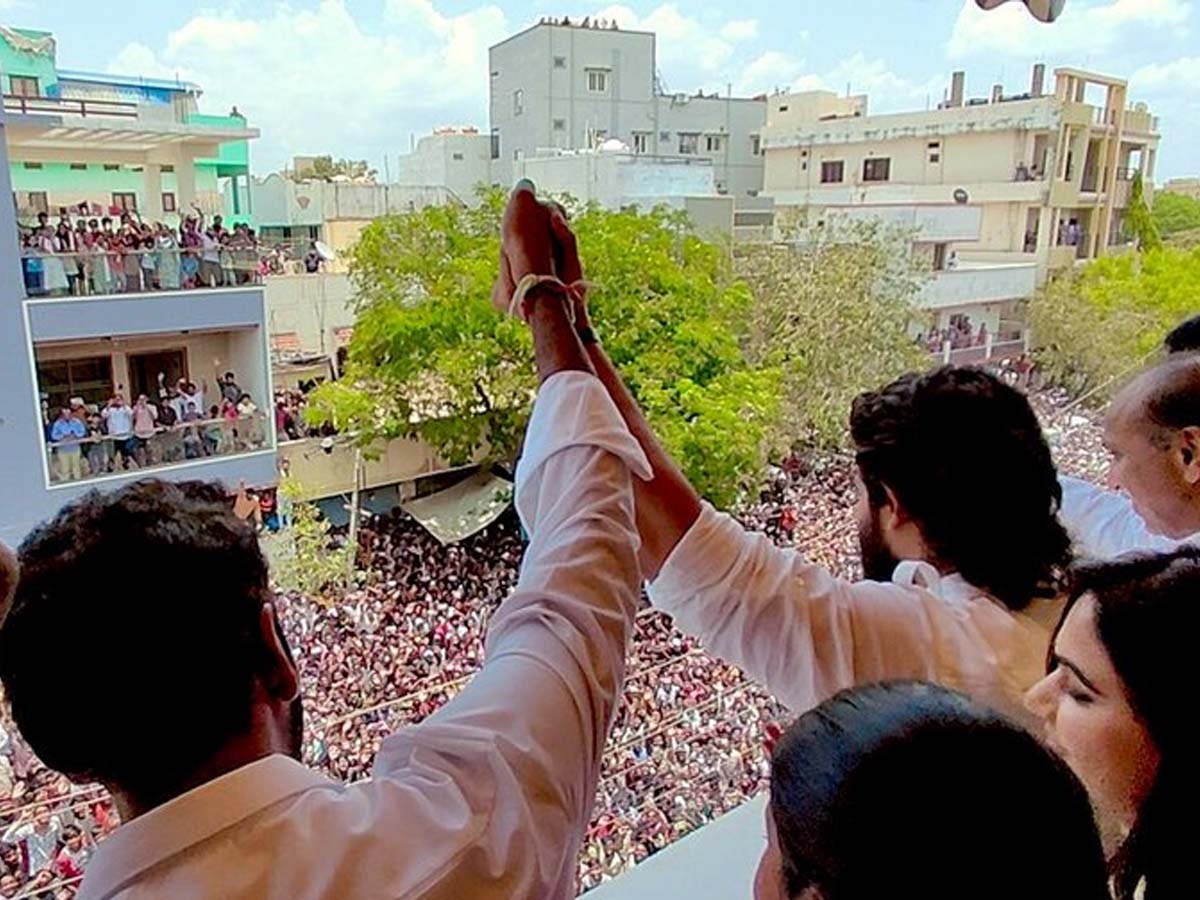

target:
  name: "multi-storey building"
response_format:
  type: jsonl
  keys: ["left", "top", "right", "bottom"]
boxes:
{"left": 0, "top": 31, "right": 275, "bottom": 543}
{"left": 488, "top": 18, "right": 766, "bottom": 200}
{"left": 760, "top": 65, "right": 1161, "bottom": 340}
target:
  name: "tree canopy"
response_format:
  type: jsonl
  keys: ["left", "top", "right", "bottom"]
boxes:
{"left": 307, "top": 190, "right": 929, "bottom": 507}
{"left": 293, "top": 155, "right": 378, "bottom": 183}
{"left": 1029, "top": 245, "right": 1200, "bottom": 398}
{"left": 1153, "top": 191, "right": 1200, "bottom": 237}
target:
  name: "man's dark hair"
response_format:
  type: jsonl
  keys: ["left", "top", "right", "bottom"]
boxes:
{"left": 1053, "top": 548, "right": 1200, "bottom": 900}
{"left": 850, "top": 366, "right": 1070, "bottom": 609}
{"left": 1162, "top": 314, "right": 1200, "bottom": 355}
{"left": 770, "top": 681, "right": 1107, "bottom": 900}
{"left": 0, "top": 480, "right": 276, "bottom": 800}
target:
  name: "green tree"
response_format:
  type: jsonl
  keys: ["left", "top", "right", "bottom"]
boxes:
{"left": 269, "top": 478, "right": 358, "bottom": 602}
{"left": 1029, "top": 246, "right": 1200, "bottom": 398}
{"left": 1124, "top": 172, "right": 1162, "bottom": 251}
{"left": 1152, "top": 191, "right": 1200, "bottom": 236}
{"left": 735, "top": 216, "right": 931, "bottom": 448}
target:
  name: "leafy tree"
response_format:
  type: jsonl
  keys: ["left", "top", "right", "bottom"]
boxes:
{"left": 308, "top": 192, "right": 929, "bottom": 506}
{"left": 1152, "top": 191, "right": 1200, "bottom": 237}
{"left": 1029, "top": 246, "right": 1200, "bottom": 399}
{"left": 735, "top": 216, "right": 931, "bottom": 448}
{"left": 294, "top": 155, "right": 378, "bottom": 183}
{"left": 268, "top": 477, "right": 358, "bottom": 603}
{"left": 1124, "top": 172, "right": 1162, "bottom": 251}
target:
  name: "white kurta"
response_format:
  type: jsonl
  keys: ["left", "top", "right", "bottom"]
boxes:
{"left": 647, "top": 503, "right": 1065, "bottom": 729}
{"left": 1058, "top": 475, "right": 1186, "bottom": 559}
{"left": 76, "top": 371, "right": 651, "bottom": 900}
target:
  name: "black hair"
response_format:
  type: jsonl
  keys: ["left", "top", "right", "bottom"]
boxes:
{"left": 1053, "top": 548, "right": 1200, "bottom": 900}
{"left": 770, "top": 681, "right": 1107, "bottom": 900}
{"left": 0, "top": 480, "right": 282, "bottom": 801}
{"left": 850, "top": 365, "right": 1070, "bottom": 609}
{"left": 1162, "top": 314, "right": 1200, "bottom": 355}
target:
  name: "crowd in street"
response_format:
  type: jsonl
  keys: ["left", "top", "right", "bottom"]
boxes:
{"left": 19, "top": 208, "right": 266, "bottom": 297}
{"left": 0, "top": 387, "right": 1120, "bottom": 897}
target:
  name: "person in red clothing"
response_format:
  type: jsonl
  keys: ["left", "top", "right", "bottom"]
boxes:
{"left": 54, "top": 825, "right": 92, "bottom": 880}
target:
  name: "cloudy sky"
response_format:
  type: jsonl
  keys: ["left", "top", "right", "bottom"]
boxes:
{"left": 7, "top": 0, "right": 1197, "bottom": 178}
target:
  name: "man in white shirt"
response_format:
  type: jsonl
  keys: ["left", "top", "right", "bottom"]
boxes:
{"left": 2, "top": 807, "right": 62, "bottom": 876}
{"left": 0, "top": 186, "right": 651, "bottom": 900}
{"left": 1059, "top": 355, "right": 1200, "bottom": 558}
{"left": 553, "top": 212, "right": 1071, "bottom": 724}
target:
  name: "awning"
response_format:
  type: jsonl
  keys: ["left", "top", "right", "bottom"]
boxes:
{"left": 401, "top": 471, "right": 513, "bottom": 545}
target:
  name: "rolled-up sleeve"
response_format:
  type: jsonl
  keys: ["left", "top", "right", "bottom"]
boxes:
{"left": 369, "top": 371, "right": 650, "bottom": 899}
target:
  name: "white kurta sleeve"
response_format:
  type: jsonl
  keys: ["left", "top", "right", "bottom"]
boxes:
{"left": 368, "top": 371, "right": 650, "bottom": 899}
{"left": 1058, "top": 475, "right": 1179, "bottom": 559}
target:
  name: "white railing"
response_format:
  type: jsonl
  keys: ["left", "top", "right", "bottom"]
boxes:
{"left": 917, "top": 264, "right": 1037, "bottom": 310}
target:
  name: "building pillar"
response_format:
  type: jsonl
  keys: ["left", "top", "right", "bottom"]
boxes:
{"left": 175, "top": 155, "right": 198, "bottom": 217}
{"left": 142, "top": 164, "right": 164, "bottom": 222}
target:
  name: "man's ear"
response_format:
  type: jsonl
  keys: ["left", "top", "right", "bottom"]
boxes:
{"left": 258, "top": 602, "right": 299, "bottom": 703}
{"left": 1178, "top": 426, "right": 1200, "bottom": 487}
{"left": 880, "top": 483, "right": 908, "bottom": 529}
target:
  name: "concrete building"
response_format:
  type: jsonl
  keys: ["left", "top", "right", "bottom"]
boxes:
{"left": 488, "top": 18, "right": 766, "bottom": 200}
{"left": 3, "top": 26, "right": 256, "bottom": 225}
{"left": 760, "top": 65, "right": 1161, "bottom": 339}
{"left": 394, "top": 127, "right": 493, "bottom": 202}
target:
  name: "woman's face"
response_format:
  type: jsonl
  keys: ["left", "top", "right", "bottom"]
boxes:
{"left": 1025, "top": 595, "right": 1160, "bottom": 838}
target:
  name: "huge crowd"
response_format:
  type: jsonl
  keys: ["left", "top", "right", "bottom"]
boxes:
{"left": 1, "top": 382, "right": 1115, "bottom": 898}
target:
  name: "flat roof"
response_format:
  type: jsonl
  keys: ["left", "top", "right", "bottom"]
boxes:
{"left": 57, "top": 68, "right": 203, "bottom": 95}
{"left": 489, "top": 20, "right": 655, "bottom": 51}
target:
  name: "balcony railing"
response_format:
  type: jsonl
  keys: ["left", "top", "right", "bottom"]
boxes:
{"left": 46, "top": 412, "right": 270, "bottom": 486}
{"left": 917, "top": 264, "right": 1038, "bottom": 310}
{"left": 3, "top": 93, "right": 138, "bottom": 119}
{"left": 20, "top": 248, "right": 266, "bottom": 298}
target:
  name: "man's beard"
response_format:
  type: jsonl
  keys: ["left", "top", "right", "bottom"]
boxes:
{"left": 858, "top": 507, "right": 900, "bottom": 583}
{"left": 287, "top": 695, "right": 305, "bottom": 762}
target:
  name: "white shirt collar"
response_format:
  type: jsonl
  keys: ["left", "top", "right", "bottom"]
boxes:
{"left": 81, "top": 755, "right": 331, "bottom": 900}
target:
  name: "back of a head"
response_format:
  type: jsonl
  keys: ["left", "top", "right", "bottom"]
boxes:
{"left": 850, "top": 366, "right": 1070, "bottom": 609}
{"left": 1129, "top": 354, "right": 1200, "bottom": 435}
{"left": 0, "top": 480, "right": 270, "bottom": 798}
{"left": 1161, "top": 313, "right": 1200, "bottom": 355}
{"left": 770, "top": 682, "right": 1107, "bottom": 900}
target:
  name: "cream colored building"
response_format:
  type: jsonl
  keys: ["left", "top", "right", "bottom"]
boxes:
{"left": 1163, "top": 177, "right": 1200, "bottom": 201}
{"left": 760, "top": 65, "right": 1161, "bottom": 340}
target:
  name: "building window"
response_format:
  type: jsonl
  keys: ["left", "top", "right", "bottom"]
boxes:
{"left": 553, "top": 56, "right": 567, "bottom": 69}
{"left": 678, "top": 132, "right": 700, "bottom": 155}
{"left": 751, "top": 135, "right": 762, "bottom": 156}
{"left": 490, "top": 129, "right": 500, "bottom": 160}
{"left": 586, "top": 68, "right": 609, "bottom": 93}
{"left": 69, "top": 163, "right": 88, "bottom": 171}
{"left": 112, "top": 192, "right": 138, "bottom": 212}
{"left": 553, "top": 119, "right": 566, "bottom": 132}
{"left": 513, "top": 89, "right": 524, "bottom": 116}
{"left": 452, "top": 152, "right": 465, "bottom": 161}
{"left": 659, "top": 130, "right": 671, "bottom": 142}
{"left": 162, "top": 192, "right": 177, "bottom": 212}
{"left": 161, "top": 164, "right": 175, "bottom": 173}
{"left": 22, "top": 162, "right": 42, "bottom": 170}
{"left": 705, "top": 135, "right": 724, "bottom": 153}
{"left": 9, "top": 76, "right": 39, "bottom": 97}
{"left": 863, "top": 157, "right": 891, "bottom": 182}
{"left": 103, "top": 164, "right": 121, "bottom": 172}
{"left": 820, "top": 160, "right": 845, "bottom": 184}
{"left": 632, "top": 131, "right": 649, "bottom": 153}
{"left": 927, "top": 141, "right": 942, "bottom": 164}
{"left": 778, "top": 104, "right": 789, "bottom": 113}
{"left": 37, "top": 356, "right": 114, "bottom": 411}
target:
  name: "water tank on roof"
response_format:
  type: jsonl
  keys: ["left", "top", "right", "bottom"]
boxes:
{"left": 599, "top": 138, "right": 630, "bottom": 152}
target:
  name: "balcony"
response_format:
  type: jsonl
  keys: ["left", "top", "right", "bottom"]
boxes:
{"left": 20, "top": 248, "right": 264, "bottom": 300}
{"left": 917, "top": 263, "right": 1038, "bottom": 311}
{"left": 829, "top": 204, "right": 982, "bottom": 243}
{"left": 3, "top": 93, "right": 137, "bottom": 119}
{"left": 47, "top": 411, "right": 270, "bottom": 486}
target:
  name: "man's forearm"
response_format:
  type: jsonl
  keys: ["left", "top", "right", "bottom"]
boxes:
{"left": 528, "top": 289, "right": 593, "bottom": 383}
{"left": 585, "top": 341, "right": 701, "bottom": 579}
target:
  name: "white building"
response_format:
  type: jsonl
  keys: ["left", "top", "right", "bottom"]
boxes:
{"left": 394, "top": 127, "right": 493, "bottom": 203}
{"left": 488, "top": 18, "right": 766, "bottom": 201}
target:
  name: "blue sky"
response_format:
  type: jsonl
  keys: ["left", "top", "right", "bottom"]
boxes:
{"left": 6, "top": 1, "right": 1197, "bottom": 178}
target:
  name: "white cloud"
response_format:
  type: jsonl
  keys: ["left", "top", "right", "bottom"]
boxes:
{"left": 734, "top": 51, "right": 806, "bottom": 96}
{"left": 776, "top": 53, "right": 945, "bottom": 114}
{"left": 948, "top": 0, "right": 1192, "bottom": 60}
{"left": 720, "top": 19, "right": 760, "bottom": 42}
{"left": 107, "top": 0, "right": 508, "bottom": 173}
{"left": 592, "top": 4, "right": 760, "bottom": 86}
{"left": 1131, "top": 55, "right": 1200, "bottom": 90}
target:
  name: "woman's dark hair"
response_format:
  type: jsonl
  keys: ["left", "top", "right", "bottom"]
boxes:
{"left": 1052, "top": 548, "right": 1200, "bottom": 900}
{"left": 0, "top": 480, "right": 279, "bottom": 801}
{"left": 850, "top": 366, "right": 1070, "bottom": 609}
{"left": 769, "top": 681, "right": 1107, "bottom": 900}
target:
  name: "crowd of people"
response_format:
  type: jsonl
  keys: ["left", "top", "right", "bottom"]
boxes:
{"left": 43, "top": 371, "right": 266, "bottom": 484}
{"left": 1, "top": 385, "right": 1117, "bottom": 898}
{"left": 19, "top": 208, "right": 270, "bottom": 297}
